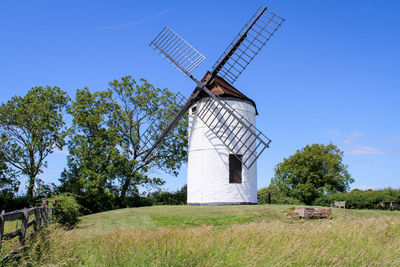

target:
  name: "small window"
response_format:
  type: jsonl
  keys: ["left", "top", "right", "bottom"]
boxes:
{"left": 191, "top": 106, "right": 197, "bottom": 115}
{"left": 229, "top": 154, "right": 242, "bottom": 183}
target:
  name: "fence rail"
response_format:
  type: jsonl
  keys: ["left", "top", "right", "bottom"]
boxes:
{"left": 0, "top": 201, "right": 54, "bottom": 254}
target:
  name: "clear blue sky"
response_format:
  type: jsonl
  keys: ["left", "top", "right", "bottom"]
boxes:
{"left": 1, "top": 0, "right": 399, "bottom": 193}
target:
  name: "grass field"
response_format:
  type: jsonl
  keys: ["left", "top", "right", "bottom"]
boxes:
{"left": 3, "top": 205, "right": 400, "bottom": 266}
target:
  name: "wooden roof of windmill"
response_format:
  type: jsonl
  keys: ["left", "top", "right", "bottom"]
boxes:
{"left": 193, "top": 71, "right": 258, "bottom": 114}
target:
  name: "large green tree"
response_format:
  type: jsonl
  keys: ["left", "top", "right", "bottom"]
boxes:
{"left": 0, "top": 86, "right": 69, "bottom": 197}
{"left": 270, "top": 144, "right": 354, "bottom": 205}
{"left": 108, "top": 76, "right": 187, "bottom": 203}
{"left": 60, "top": 76, "right": 187, "bottom": 211}
{"left": 59, "top": 88, "right": 119, "bottom": 212}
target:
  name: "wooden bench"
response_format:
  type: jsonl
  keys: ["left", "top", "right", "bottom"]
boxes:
{"left": 331, "top": 201, "right": 346, "bottom": 209}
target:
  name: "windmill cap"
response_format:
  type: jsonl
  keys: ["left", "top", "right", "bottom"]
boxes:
{"left": 194, "top": 71, "right": 258, "bottom": 115}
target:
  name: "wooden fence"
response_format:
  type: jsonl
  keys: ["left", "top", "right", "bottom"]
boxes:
{"left": 0, "top": 201, "right": 54, "bottom": 253}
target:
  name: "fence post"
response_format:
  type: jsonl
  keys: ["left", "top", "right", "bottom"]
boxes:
{"left": 49, "top": 201, "right": 53, "bottom": 224}
{"left": 19, "top": 208, "right": 29, "bottom": 246}
{"left": 38, "top": 206, "right": 43, "bottom": 228}
{"left": 42, "top": 202, "right": 48, "bottom": 226}
{"left": 34, "top": 207, "right": 40, "bottom": 233}
{"left": 40, "top": 206, "right": 44, "bottom": 227}
{"left": 0, "top": 210, "right": 5, "bottom": 250}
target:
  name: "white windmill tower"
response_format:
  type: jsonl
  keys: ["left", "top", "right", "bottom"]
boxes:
{"left": 140, "top": 6, "right": 285, "bottom": 205}
{"left": 187, "top": 73, "right": 260, "bottom": 205}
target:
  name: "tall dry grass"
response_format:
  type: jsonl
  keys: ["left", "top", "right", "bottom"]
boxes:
{"left": 14, "top": 215, "right": 400, "bottom": 266}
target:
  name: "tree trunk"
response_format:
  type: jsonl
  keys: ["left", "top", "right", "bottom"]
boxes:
{"left": 26, "top": 150, "right": 36, "bottom": 198}
{"left": 120, "top": 177, "right": 132, "bottom": 204}
{"left": 26, "top": 174, "right": 36, "bottom": 197}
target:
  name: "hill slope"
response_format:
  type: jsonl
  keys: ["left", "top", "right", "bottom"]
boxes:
{"left": 9, "top": 205, "right": 400, "bottom": 266}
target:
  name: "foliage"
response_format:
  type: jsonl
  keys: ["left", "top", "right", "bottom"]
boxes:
{"left": 59, "top": 76, "right": 187, "bottom": 214}
{"left": 48, "top": 193, "right": 81, "bottom": 228}
{"left": 33, "top": 179, "right": 55, "bottom": 199}
{"left": 314, "top": 188, "right": 400, "bottom": 209}
{"left": 123, "top": 195, "right": 154, "bottom": 208}
{"left": 270, "top": 144, "right": 354, "bottom": 204}
{"left": 257, "top": 185, "right": 304, "bottom": 205}
{"left": 0, "top": 86, "right": 69, "bottom": 197}
{"left": 59, "top": 88, "right": 119, "bottom": 214}
{"left": 108, "top": 76, "right": 187, "bottom": 203}
{"left": 149, "top": 185, "right": 187, "bottom": 205}
{"left": 0, "top": 195, "right": 33, "bottom": 212}
{"left": 0, "top": 148, "right": 19, "bottom": 197}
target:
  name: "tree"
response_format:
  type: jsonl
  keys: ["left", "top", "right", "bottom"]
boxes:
{"left": 59, "top": 88, "right": 119, "bottom": 213}
{"left": 0, "top": 86, "right": 69, "bottom": 197}
{"left": 270, "top": 144, "right": 354, "bottom": 205}
{"left": 108, "top": 76, "right": 187, "bottom": 203}
{"left": 60, "top": 76, "right": 187, "bottom": 212}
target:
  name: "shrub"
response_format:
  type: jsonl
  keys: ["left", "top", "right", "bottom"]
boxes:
{"left": 257, "top": 186, "right": 303, "bottom": 205}
{"left": 124, "top": 195, "right": 154, "bottom": 208}
{"left": 149, "top": 185, "right": 187, "bottom": 205}
{"left": 73, "top": 191, "right": 119, "bottom": 215}
{"left": 0, "top": 193, "right": 33, "bottom": 212}
{"left": 313, "top": 188, "right": 400, "bottom": 209}
{"left": 47, "top": 193, "right": 81, "bottom": 228}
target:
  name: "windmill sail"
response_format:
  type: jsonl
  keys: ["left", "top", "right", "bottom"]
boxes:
{"left": 138, "top": 91, "right": 188, "bottom": 160}
{"left": 210, "top": 6, "right": 285, "bottom": 85}
{"left": 142, "top": 28, "right": 208, "bottom": 161}
{"left": 196, "top": 88, "right": 271, "bottom": 169}
{"left": 145, "top": 5, "right": 284, "bottom": 164}
{"left": 150, "top": 26, "right": 206, "bottom": 77}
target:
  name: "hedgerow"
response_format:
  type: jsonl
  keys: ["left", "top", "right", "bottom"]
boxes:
{"left": 313, "top": 188, "right": 400, "bottom": 209}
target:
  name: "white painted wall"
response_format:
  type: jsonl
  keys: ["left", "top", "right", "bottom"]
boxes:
{"left": 187, "top": 97, "right": 257, "bottom": 205}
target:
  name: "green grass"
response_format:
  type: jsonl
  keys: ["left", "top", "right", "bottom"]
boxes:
{"left": 76, "top": 205, "right": 286, "bottom": 233}
{"left": 4, "top": 205, "right": 400, "bottom": 266}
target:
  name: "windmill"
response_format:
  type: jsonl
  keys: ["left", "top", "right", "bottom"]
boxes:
{"left": 142, "top": 5, "right": 285, "bottom": 205}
